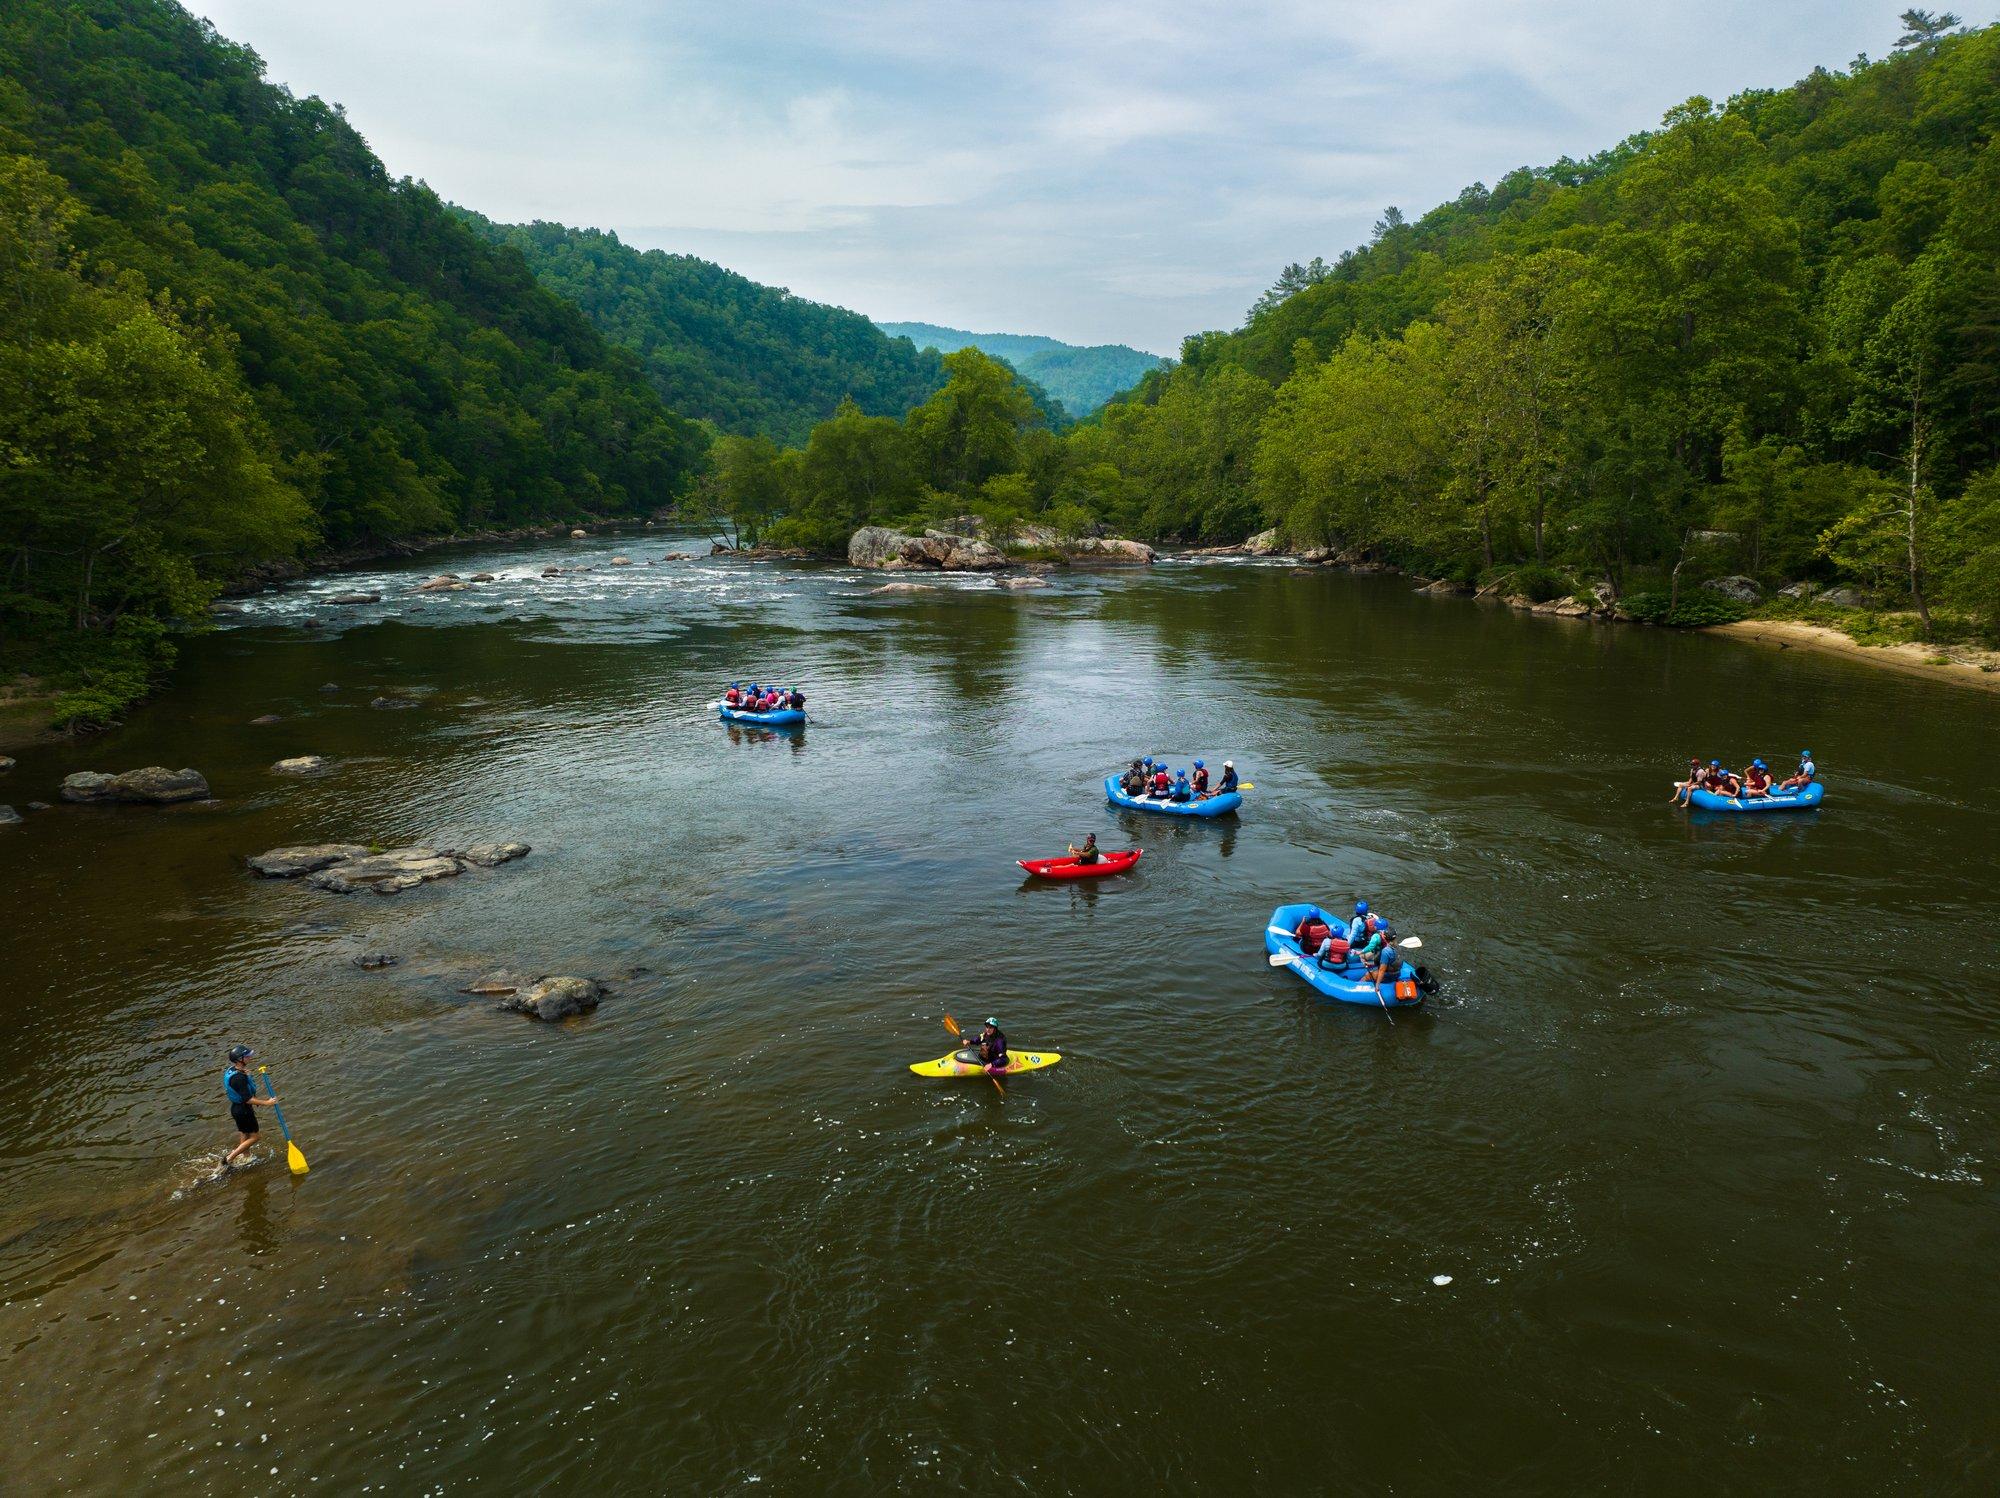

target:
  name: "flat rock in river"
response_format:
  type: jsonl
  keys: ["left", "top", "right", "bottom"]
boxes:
{"left": 328, "top": 592, "right": 381, "bottom": 605}
{"left": 271, "top": 755, "right": 329, "bottom": 775}
{"left": 61, "top": 767, "right": 210, "bottom": 804}
{"left": 459, "top": 841, "right": 530, "bottom": 867}
{"left": 0, "top": 756, "right": 14, "bottom": 772}
{"left": 249, "top": 714, "right": 282, "bottom": 726}
{"left": 305, "top": 847, "right": 462, "bottom": 895}
{"left": 249, "top": 843, "right": 370, "bottom": 878}
{"left": 0, "top": 805, "right": 19, "bottom": 826}
{"left": 370, "top": 696, "right": 420, "bottom": 710}
{"left": 500, "top": 976, "right": 604, "bottom": 1021}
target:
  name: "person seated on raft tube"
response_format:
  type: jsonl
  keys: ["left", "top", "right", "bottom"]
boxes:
{"left": 1365, "top": 925, "right": 1403, "bottom": 984}
{"left": 975, "top": 1017, "right": 1009, "bottom": 1075}
{"left": 1345, "top": 901, "right": 1374, "bottom": 945}
{"left": 1779, "top": 750, "right": 1816, "bottom": 791}
{"left": 725, "top": 681, "right": 744, "bottom": 707}
{"left": 1067, "top": 832, "right": 1101, "bottom": 865}
{"left": 1293, "top": 911, "right": 1350, "bottom": 970}
{"left": 1191, "top": 760, "right": 1209, "bottom": 795}
{"left": 1741, "top": 758, "right": 1773, "bottom": 799}
{"left": 1121, "top": 759, "right": 1148, "bottom": 796}
{"left": 1204, "top": 761, "right": 1239, "bottom": 799}
{"left": 1149, "top": 764, "right": 1173, "bottom": 798}
{"left": 1670, "top": 756, "right": 1704, "bottom": 807}
{"left": 1353, "top": 916, "right": 1394, "bottom": 967}
{"left": 1171, "top": 769, "right": 1193, "bottom": 802}
{"left": 787, "top": 686, "right": 806, "bottom": 711}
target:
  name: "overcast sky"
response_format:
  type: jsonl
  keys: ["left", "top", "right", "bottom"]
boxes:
{"left": 195, "top": 1, "right": 1973, "bottom": 354}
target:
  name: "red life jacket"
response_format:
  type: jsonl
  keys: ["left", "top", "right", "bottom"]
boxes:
{"left": 1193, "top": 769, "right": 1209, "bottom": 792}
{"left": 1152, "top": 771, "right": 1170, "bottom": 793}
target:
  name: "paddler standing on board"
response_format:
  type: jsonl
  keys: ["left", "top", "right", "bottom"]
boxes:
{"left": 222, "top": 1045, "right": 276, "bottom": 1166}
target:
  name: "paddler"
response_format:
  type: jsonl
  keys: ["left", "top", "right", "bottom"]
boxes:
{"left": 975, "top": 1017, "right": 1009, "bottom": 1076}
{"left": 221, "top": 1045, "right": 277, "bottom": 1166}
{"left": 1150, "top": 762, "right": 1172, "bottom": 798}
{"left": 1345, "top": 901, "right": 1373, "bottom": 944}
{"left": 725, "top": 681, "right": 743, "bottom": 707}
{"left": 1122, "top": 759, "right": 1147, "bottom": 795}
{"left": 1779, "top": 750, "right": 1816, "bottom": 791}
{"left": 1067, "top": 832, "right": 1101, "bottom": 865}
{"left": 1205, "top": 760, "right": 1239, "bottom": 798}
{"left": 1191, "top": 760, "right": 1209, "bottom": 795}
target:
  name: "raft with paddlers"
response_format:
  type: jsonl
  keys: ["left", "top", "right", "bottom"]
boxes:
{"left": 1018, "top": 848, "right": 1142, "bottom": 879}
{"left": 1104, "top": 774, "right": 1241, "bottom": 818}
{"left": 1264, "top": 902, "right": 1436, "bottom": 1009}
{"left": 1685, "top": 780, "right": 1824, "bottom": 813}
{"left": 719, "top": 704, "right": 804, "bottom": 726}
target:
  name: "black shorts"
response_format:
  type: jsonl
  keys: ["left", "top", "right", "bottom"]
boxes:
{"left": 231, "top": 1102, "right": 259, "bottom": 1135}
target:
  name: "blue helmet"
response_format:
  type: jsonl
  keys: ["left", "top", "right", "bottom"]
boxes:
{"left": 1143, "top": 757, "right": 1153, "bottom": 766}
{"left": 1801, "top": 749, "right": 1811, "bottom": 759}
{"left": 1194, "top": 759, "right": 1205, "bottom": 768}
{"left": 1710, "top": 759, "right": 1721, "bottom": 767}
{"left": 1752, "top": 758, "right": 1766, "bottom": 769}
{"left": 1355, "top": 901, "right": 1369, "bottom": 915}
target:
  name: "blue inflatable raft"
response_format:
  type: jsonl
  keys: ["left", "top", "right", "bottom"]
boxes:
{"left": 1264, "top": 903, "right": 1425, "bottom": 1007}
{"left": 1104, "top": 774, "right": 1241, "bottom": 817}
{"left": 719, "top": 704, "right": 805, "bottom": 727}
{"left": 1685, "top": 780, "right": 1824, "bottom": 813}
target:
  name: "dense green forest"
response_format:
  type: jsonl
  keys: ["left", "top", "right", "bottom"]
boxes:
{"left": 470, "top": 219, "right": 948, "bottom": 445}
{"left": 876, "top": 322, "right": 1166, "bottom": 418}
{"left": 0, "top": 0, "right": 705, "bottom": 723}
{"left": 734, "top": 14, "right": 2000, "bottom": 638}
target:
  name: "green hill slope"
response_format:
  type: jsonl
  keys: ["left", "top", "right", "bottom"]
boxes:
{"left": 0, "top": 0, "right": 703, "bottom": 721}
{"left": 469, "top": 220, "right": 948, "bottom": 445}
{"left": 877, "top": 322, "right": 1165, "bottom": 416}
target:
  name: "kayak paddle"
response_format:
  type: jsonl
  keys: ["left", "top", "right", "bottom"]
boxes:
{"left": 256, "top": 1066, "right": 309, "bottom": 1175}
{"left": 943, "top": 1015, "right": 1003, "bottom": 1098}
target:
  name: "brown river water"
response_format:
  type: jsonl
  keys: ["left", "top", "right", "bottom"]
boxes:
{"left": 1, "top": 534, "right": 1996, "bottom": 1492}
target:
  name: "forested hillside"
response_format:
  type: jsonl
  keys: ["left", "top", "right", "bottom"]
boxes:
{"left": 470, "top": 219, "right": 948, "bottom": 444}
{"left": 0, "top": 0, "right": 704, "bottom": 723}
{"left": 734, "top": 16, "right": 2000, "bottom": 639}
{"left": 878, "top": 322, "right": 1165, "bottom": 416}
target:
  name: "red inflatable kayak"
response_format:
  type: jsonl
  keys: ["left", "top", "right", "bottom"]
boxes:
{"left": 1017, "top": 849, "right": 1142, "bottom": 879}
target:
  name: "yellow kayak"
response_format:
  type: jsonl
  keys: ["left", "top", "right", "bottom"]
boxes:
{"left": 911, "top": 1047, "right": 1062, "bottom": 1078}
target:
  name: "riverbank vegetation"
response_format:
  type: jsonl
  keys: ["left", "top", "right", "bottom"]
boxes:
{"left": 0, "top": 0, "right": 712, "bottom": 725}
{"left": 714, "top": 16, "right": 2000, "bottom": 641}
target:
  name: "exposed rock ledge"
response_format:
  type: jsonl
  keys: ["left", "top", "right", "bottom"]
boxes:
{"left": 62, "top": 767, "right": 210, "bottom": 804}
{"left": 848, "top": 525, "right": 1154, "bottom": 571}
{"left": 249, "top": 840, "right": 530, "bottom": 894}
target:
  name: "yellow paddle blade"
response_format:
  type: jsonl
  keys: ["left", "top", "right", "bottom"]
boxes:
{"left": 287, "top": 1141, "right": 309, "bottom": 1175}
{"left": 1238, "top": 782, "right": 1254, "bottom": 791}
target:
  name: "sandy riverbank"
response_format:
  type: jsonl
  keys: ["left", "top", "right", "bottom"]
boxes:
{"left": 1711, "top": 618, "right": 2000, "bottom": 693}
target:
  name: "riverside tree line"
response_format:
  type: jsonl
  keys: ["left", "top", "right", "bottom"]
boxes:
{"left": 710, "top": 14, "right": 2000, "bottom": 637}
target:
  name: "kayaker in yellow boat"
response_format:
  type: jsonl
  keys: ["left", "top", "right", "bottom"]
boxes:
{"left": 974, "top": 1018, "right": 1009, "bottom": 1075}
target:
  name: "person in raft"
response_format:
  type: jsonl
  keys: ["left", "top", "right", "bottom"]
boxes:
{"left": 1204, "top": 761, "right": 1239, "bottom": 799}
{"left": 222, "top": 1045, "right": 276, "bottom": 1166}
{"left": 1149, "top": 762, "right": 1173, "bottom": 798}
{"left": 787, "top": 686, "right": 805, "bottom": 711}
{"left": 1670, "top": 756, "right": 1704, "bottom": 806}
{"left": 1292, "top": 910, "right": 1349, "bottom": 970}
{"left": 1779, "top": 750, "right": 1816, "bottom": 791}
{"left": 974, "top": 1017, "right": 1009, "bottom": 1076}
{"left": 1365, "top": 924, "right": 1404, "bottom": 984}
{"left": 1171, "top": 768, "right": 1193, "bottom": 802}
{"left": 1740, "top": 758, "right": 1773, "bottom": 799}
{"left": 1121, "top": 759, "right": 1147, "bottom": 796}
{"left": 1191, "top": 760, "right": 1210, "bottom": 795}
{"left": 725, "top": 681, "right": 744, "bottom": 707}
{"left": 1067, "top": 832, "right": 1101, "bottom": 865}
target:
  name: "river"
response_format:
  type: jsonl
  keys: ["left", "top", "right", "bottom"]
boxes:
{"left": 1, "top": 532, "right": 1995, "bottom": 1492}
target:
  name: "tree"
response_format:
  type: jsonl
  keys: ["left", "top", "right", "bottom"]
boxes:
{"left": 903, "top": 349, "right": 1039, "bottom": 494}
{"left": 1894, "top": 10, "right": 1960, "bottom": 49}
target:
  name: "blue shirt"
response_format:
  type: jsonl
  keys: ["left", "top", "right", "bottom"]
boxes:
{"left": 224, "top": 1068, "right": 256, "bottom": 1106}
{"left": 1346, "top": 915, "right": 1370, "bottom": 943}
{"left": 1799, "top": 758, "right": 1816, "bottom": 780}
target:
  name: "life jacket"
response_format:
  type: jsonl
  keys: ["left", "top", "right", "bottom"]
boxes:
{"left": 1298, "top": 919, "right": 1330, "bottom": 949}
{"left": 1746, "top": 767, "right": 1769, "bottom": 790}
{"left": 725, "top": 688, "right": 741, "bottom": 706}
{"left": 1193, "top": 768, "right": 1209, "bottom": 792}
{"left": 1152, "top": 771, "right": 1170, "bottom": 794}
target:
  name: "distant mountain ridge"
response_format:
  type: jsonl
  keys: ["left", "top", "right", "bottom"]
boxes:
{"left": 876, "top": 322, "right": 1166, "bottom": 416}
{"left": 463, "top": 218, "right": 949, "bottom": 445}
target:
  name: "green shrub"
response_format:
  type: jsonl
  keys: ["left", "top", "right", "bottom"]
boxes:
{"left": 1619, "top": 591, "right": 1750, "bottom": 627}
{"left": 1507, "top": 563, "right": 1572, "bottom": 604}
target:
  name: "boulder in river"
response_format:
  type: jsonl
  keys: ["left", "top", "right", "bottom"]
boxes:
{"left": 353, "top": 953, "right": 399, "bottom": 970}
{"left": 249, "top": 714, "right": 282, "bottom": 726}
{"left": 26, "top": 800, "right": 49, "bottom": 811}
{"left": 1701, "top": 575, "right": 1762, "bottom": 604}
{"left": 370, "top": 696, "right": 420, "bottom": 710}
{"left": 1062, "top": 536, "right": 1156, "bottom": 566}
{"left": 0, "top": 755, "right": 14, "bottom": 772}
{"left": 0, "top": 805, "right": 20, "bottom": 826}
{"left": 417, "top": 574, "right": 466, "bottom": 592}
{"left": 471, "top": 572, "right": 496, "bottom": 582}
{"left": 61, "top": 767, "right": 210, "bottom": 804}
{"left": 610, "top": 555, "right": 632, "bottom": 566}
{"left": 570, "top": 528, "right": 588, "bottom": 539}
{"left": 461, "top": 970, "right": 528, "bottom": 996}
{"left": 501, "top": 976, "right": 604, "bottom": 1021}
{"left": 248, "top": 843, "right": 370, "bottom": 878}
{"left": 870, "top": 581, "right": 938, "bottom": 595}
{"left": 305, "top": 847, "right": 463, "bottom": 895}
{"left": 849, "top": 526, "right": 1008, "bottom": 571}
{"left": 319, "top": 682, "right": 340, "bottom": 694}
{"left": 271, "top": 755, "right": 329, "bottom": 775}
{"left": 1243, "top": 528, "right": 1281, "bottom": 555}
{"left": 996, "top": 576, "right": 1050, "bottom": 589}
{"left": 328, "top": 592, "right": 381, "bottom": 605}
{"left": 459, "top": 841, "right": 531, "bottom": 867}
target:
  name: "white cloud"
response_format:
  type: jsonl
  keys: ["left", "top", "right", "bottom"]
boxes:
{"left": 195, "top": 0, "right": 1945, "bottom": 353}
